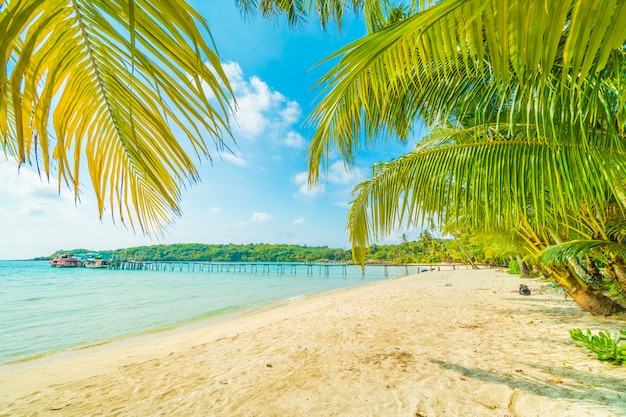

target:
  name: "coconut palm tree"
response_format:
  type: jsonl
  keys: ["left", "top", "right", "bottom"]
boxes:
{"left": 299, "top": 1, "right": 626, "bottom": 314}
{"left": 304, "top": 0, "right": 626, "bottom": 201}
{"left": 1, "top": 0, "right": 234, "bottom": 233}
{"left": 343, "top": 122, "right": 626, "bottom": 314}
{"left": 539, "top": 203, "right": 626, "bottom": 296}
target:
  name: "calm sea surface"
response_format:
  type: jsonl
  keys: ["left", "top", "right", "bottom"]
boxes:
{"left": 0, "top": 260, "right": 417, "bottom": 365}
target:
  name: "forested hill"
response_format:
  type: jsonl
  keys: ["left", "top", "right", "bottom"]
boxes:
{"left": 36, "top": 233, "right": 496, "bottom": 264}
{"left": 38, "top": 243, "right": 351, "bottom": 263}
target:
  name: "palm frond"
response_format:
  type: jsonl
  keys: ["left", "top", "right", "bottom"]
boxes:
{"left": 1, "top": 0, "right": 234, "bottom": 232}
{"left": 539, "top": 240, "right": 626, "bottom": 266}
{"left": 347, "top": 130, "right": 626, "bottom": 263}
{"left": 306, "top": 0, "right": 626, "bottom": 182}
{"left": 234, "top": 0, "right": 394, "bottom": 32}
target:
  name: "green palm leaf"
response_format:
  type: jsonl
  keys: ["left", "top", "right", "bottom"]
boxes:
{"left": 540, "top": 240, "right": 626, "bottom": 265}
{"left": 306, "top": 0, "right": 626, "bottom": 182}
{"left": 234, "top": 0, "right": 393, "bottom": 32}
{"left": 1, "top": 0, "right": 234, "bottom": 232}
{"left": 347, "top": 129, "right": 626, "bottom": 263}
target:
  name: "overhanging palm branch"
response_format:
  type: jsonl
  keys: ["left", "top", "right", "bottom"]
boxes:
{"left": 1, "top": 0, "right": 234, "bottom": 232}
{"left": 347, "top": 126, "right": 626, "bottom": 263}
{"left": 539, "top": 240, "right": 626, "bottom": 266}
{"left": 539, "top": 205, "right": 626, "bottom": 265}
{"left": 234, "top": 0, "right": 394, "bottom": 32}
{"left": 306, "top": 0, "right": 626, "bottom": 182}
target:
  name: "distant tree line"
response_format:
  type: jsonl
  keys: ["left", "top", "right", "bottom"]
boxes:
{"left": 39, "top": 243, "right": 351, "bottom": 263}
{"left": 38, "top": 233, "right": 510, "bottom": 265}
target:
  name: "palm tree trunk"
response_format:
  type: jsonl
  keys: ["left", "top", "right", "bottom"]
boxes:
{"left": 569, "top": 258, "right": 600, "bottom": 286}
{"left": 453, "top": 236, "right": 477, "bottom": 269}
{"left": 520, "top": 226, "right": 624, "bottom": 315}
{"left": 549, "top": 266, "right": 625, "bottom": 316}
{"left": 607, "top": 261, "right": 626, "bottom": 294}
{"left": 583, "top": 258, "right": 604, "bottom": 285}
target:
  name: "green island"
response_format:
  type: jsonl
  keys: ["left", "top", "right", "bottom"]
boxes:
{"left": 34, "top": 231, "right": 489, "bottom": 264}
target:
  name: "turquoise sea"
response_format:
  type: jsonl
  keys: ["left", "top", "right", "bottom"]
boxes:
{"left": 0, "top": 260, "right": 418, "bottom": 365}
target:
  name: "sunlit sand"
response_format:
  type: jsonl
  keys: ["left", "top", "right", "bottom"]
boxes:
{"left": 0, "top": 269, "right": 624, "bottom": 416}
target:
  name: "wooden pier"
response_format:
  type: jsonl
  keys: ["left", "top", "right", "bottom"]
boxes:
{"left": 109, "top": 260, "right": 478, "bottom": 276}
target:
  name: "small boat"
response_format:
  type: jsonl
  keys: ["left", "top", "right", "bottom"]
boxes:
{"left": 84, "top": 254, "right": 111, "bottom": 268}
{"left": 84, "top": 258, "right": 111, "bottom": 268}
{"left": 50, "top": 254, "right": 83, "bottom": 268}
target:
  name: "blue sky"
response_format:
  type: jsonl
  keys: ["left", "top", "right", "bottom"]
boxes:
{"left": 0, "top": 2, "right": 417, "bottom": 260}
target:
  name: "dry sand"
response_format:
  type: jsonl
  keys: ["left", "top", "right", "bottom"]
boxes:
{"left": 0, "top": 269, "right": 625, "bottom": 417}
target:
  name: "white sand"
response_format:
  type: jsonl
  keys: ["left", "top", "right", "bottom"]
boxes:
{"left": 0, "top": 269, "right": 625, "bottom": 417}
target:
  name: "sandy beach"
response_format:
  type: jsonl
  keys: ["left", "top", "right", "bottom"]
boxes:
{"left": 0, "top": 269, "right": 624, "bottom": 417}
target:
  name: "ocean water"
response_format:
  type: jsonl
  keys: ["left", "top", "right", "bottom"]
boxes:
{"left": 0, "top": 260, "right": 419, "bottom": 365}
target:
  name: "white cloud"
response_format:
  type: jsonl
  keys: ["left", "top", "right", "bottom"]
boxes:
{"left": 332, "top": 200, "right": 352, "bottom": 209}
{"left": 291, "top": 161, "right": 366, "bottom": 206}
{"left": 280, "top": 101, "right": 302, "bottom": 125}
{"left": 284, "top": 131, "right": 305, "bottom": 148}
{"left": 0, "top": 161, "right": 75, "bottom": 221}
{"left": 327, "top": 160, "right": 365, "bottom": 185}
{"left": 209, "top": 207, "right": 223, "bottom": 214}
{"left": 249, "top": 212, "right": 273, "bottom": 223}
{"left": 219, "top": 61, "right": 303, "bottom": 144}
{"left": 293, "top": 217, "right": 307, "bottom": 225}
{"left": 222, "top": 61, "right": 245, "bottom": 88}
{"left": 1, "top": 163, "right": 55, "bottom": 197}
{"left": 221, "top": 152, "right": 250, "bottom": 167}
{"left": 292, "top": 171, "right": 325, "bottom": 199}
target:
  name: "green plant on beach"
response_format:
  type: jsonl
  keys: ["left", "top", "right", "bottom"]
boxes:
{"left": 506, "top": 260, "right": 520, "bottom": 275}
{"left": 570, "top": 329, "right": 626, "bottom": 365}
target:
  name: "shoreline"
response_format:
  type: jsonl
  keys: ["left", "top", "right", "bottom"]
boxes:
{"left": 0, "top": 261, "right": 407, "bottom": 366}
{"left": 0, "top": 275, "right": 406, "bottom": 379}
{"left": 0, "top": 273, "right": 398, "bottom": 368}
{"left": 1, "top": 269, "right": 625, "bottom": 416}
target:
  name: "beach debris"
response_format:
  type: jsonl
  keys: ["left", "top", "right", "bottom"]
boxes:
{"left": 266, "top": 362, "right": 273, "bottom": 368}
{"left": 518, "top": 284, "right": 531, "bottom": 296}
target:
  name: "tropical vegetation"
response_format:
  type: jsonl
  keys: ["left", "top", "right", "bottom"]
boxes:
{"left": 296, "top": 1, "right": 626, "bottom": 315}
{"left": 37, "top": 233, "right": 494, "bottom": 264}
{"left": 41, "top": 243, "right": 350, "bottom": 263}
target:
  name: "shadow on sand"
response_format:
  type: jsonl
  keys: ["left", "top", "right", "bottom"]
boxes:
{"left": 431, "top": 359, "right": 626, "bottom": 414}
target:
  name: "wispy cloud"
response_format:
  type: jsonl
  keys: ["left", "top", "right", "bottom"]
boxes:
{"left": 327, "top": 160, "right": 365, "bottom": 185}
{"left": 209, "top": 207, "right": 223, "bottom": 214}
{"left": 292, "top": 160, "right": 367, "bottom": 206}
{"left": 249, "top": 212, "right": 273, "bottom": 223}
{"left": 0, "top": 161, "right": 76, "bottom": 221}
{"left": 221, "top": 152, "right": 251, "bottom": 167}
{"left": 284, "top": 131, "right": 305, "bottom": 148}
{"left": 293, "top": 217, "right": 307, "bottom": 225}
{"left": 292, "top": 171, "right": 325, "bottom": 199}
